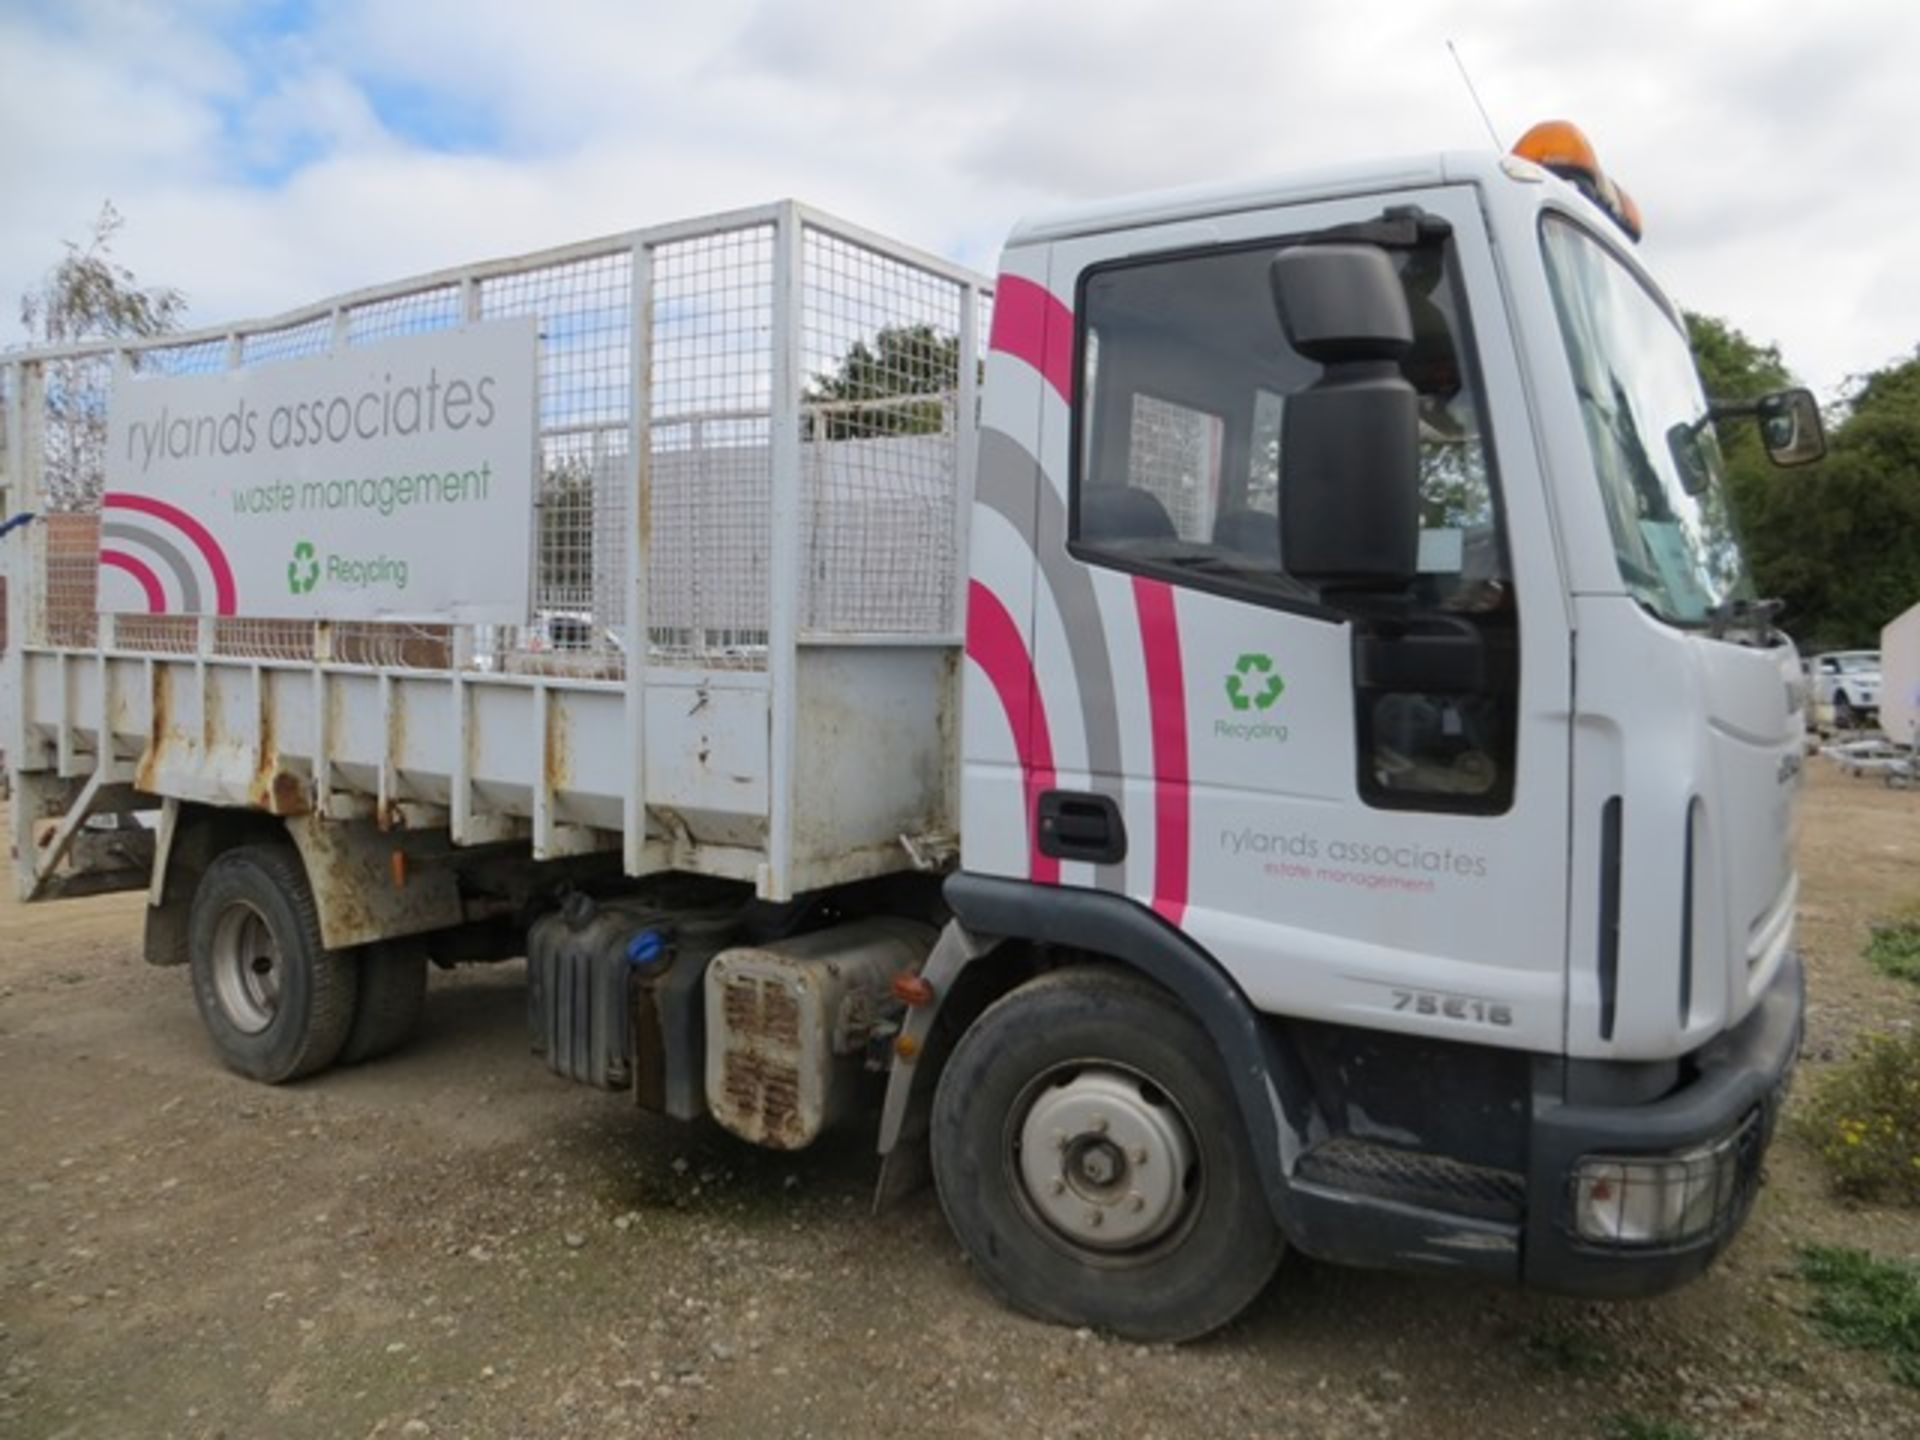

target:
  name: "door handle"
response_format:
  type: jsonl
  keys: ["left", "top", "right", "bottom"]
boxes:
{"left": 1036, "top": 790, "right": 1126, "bottom": 864}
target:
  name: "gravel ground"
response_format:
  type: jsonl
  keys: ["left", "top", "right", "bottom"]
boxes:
{"left": 2, "top": 763, "right": 1918, "bottom": 1439}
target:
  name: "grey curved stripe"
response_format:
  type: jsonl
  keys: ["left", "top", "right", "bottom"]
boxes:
{"left": 976, "top": 426, "right": 1126, "bottom": 891}
{"left": 102, "top": 520, "right": 201, "bottom": 612}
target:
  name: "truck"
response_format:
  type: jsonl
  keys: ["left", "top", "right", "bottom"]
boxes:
{"left": 0, "top": 121, "right": 1819, "bottom": 1342}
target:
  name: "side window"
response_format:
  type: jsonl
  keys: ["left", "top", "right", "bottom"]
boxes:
{"left": 1124, "top": 393, "right": 1224, "bottom": 542}
{"left": 1073, "top": 240, "right": 1507, "bottom": 613}
{"left": 1072, "top": 233, "right": 1518, "bottom": 813}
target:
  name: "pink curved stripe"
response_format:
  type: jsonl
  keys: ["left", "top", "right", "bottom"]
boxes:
{"left": 102, "top": 491, "right": 238, "bottom": 615}
{"left": 100, "top": 548, "right": 166, "bottom": 613}
{"left": 1133, "top": 578, "right": 1189, "bottom": 925}
{"left": 965, "top": 579, "right": 1060, "bottom": 885}
{"left": 988, "top": 273, "right": 1075, "bottom": 403}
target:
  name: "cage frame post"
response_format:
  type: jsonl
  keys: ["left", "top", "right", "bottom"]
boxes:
{"left": 623, "top": 239, "right": 654, "bottom": 876}
{"left": 764, "top": 202, "right": 806, "bottom": 901}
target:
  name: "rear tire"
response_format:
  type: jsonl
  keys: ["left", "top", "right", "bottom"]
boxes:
{"left": 188, "top": 844, "right": 358, "bottom": 1083}
{"left": 340, "top": 941, "right": 429, "bottom": 1065}
{"left": 930, "top": 967, "right": 1284, "bottom": 1341}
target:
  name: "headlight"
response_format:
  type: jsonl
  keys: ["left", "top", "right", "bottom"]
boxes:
{"left": 1570, "top": 1130, "right": 1745, "bottom": 1247}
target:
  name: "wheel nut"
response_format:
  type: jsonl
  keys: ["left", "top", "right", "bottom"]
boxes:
{"left": 1086, "top": 1209, "right": 1104, "bottom": 1228}
{"left": 1131, "top": 1147, "right": 1149, "bottom": 1166}
{"left": 1054, "top": 1131, "right": 1070, "bottom": 1152}
{"left": 1129, "top": 1193, "right": 1146, "bottom": 1213}
{"left": 1050, "top": 1178, "right": 1067, "bottom": 1196}
{"left": 1090, "top": 1115, "right": 1109, "bottom": 1135}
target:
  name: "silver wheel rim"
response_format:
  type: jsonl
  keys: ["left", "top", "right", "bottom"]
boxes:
{"left": 1012, "top": 1064, "right": 1199, "bottom": 1254}
{"left": 210, "top": 901, "right": 282, "bottom": 1034}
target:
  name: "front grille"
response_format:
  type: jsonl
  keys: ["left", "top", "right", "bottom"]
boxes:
{"left": 1295, "top": 1137, "right": 1526, "bottom": 1222}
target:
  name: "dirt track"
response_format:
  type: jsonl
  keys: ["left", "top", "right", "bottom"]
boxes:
{"left": 3, "top": 765, "right": 1919, "bottom": 1439}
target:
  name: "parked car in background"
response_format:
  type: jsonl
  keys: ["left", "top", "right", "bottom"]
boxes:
{"left": 1806, "top": 650, "right": 1881, "bottom": 731}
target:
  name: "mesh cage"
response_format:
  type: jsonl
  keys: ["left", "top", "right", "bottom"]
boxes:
{"left": 481, "top": 250, "right": 633, "bottom": 674}
{"left": 133, "top": 338, "right": 228, "bottom": 378}
{"left": 240, "top": 316, "right": 333, "bottom": 368}
{"left": 11, "top": 205, "right": 988, "bottom": 681}
{"left": 799, "top": 226, "right": 967, "bottom": 637}
{"left": 646, "top": 224, "right": 774, "bottom": 669}
{"left": 349, "top": 286, "right": 463, "bottom": 346}
{"left": 34, "top": 353, "right": 113, "bottom": 647}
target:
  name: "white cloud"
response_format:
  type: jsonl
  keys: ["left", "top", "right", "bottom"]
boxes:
{"left": 0, "top": 0, "right": 1914, "bottom": 393}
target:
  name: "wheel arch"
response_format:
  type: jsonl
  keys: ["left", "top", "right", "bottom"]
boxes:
{"left": 876, "top": 873, "right": 1316, "bottom": 1224}
{"left": 144, "top": 801, "right": 294, "bottom": 966}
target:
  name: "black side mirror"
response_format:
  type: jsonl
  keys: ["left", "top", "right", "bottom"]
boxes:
{"left": 1756, "top": 387, "right": 1825, "bottom": 467}
{"left": 1270, "top": 244, "right": 1421, "bottom": 591}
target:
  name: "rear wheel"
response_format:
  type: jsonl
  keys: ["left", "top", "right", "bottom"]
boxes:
{"left": 340, "top": 941, "right": 429, "bottom": 1065}
{"left": 930, "top": 967, "right": 1283, "bottom": 1341}
{"left": 188, "top": 844, "right": 358, "bottom": 1083}
{"left": 1834, "top": 692, "right": 1858, "bottom": 730}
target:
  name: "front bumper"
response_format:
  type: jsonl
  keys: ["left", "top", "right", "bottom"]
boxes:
{"left": 1281, "top": 951, "right": 1803, "bottom": 1297}
{"left": 1523, "top": 949, "right": 1803, "bottom": 1297}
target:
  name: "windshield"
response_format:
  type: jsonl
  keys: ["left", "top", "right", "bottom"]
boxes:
{"left": 1540, "top": 216, "right": 1753, "bottom": 625}
{"left": 1835, "top": 653, "right": 1879, "bottom": 674}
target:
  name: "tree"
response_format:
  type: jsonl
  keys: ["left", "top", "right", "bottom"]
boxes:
{"left": 1802, "top": 352, "right": 1920, "bottom": 647}
{"left": 1685, "top": 311, "right": 1801, "bottom": 623}
{"left": 17, "top": 202, "right": 185, "bottom": 511}
{"left": 1687, "top": 311, "right": 1920, "bottom": 648}
{"left": 1686, "top": 312, "right": 1791, "bottom": 474}
{"left": 804, "top": 323, "right": 960, "bottom": 440}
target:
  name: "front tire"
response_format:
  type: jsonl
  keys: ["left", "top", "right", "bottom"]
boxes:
{"left": 930, "top": 967, "right": 1283, "bottom": 1341}
{"left": 188, "top": 844, "right": 359, "bottom": 1083}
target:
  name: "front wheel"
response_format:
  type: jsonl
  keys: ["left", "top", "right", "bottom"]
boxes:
{"left": 930, "top": 967, "right": 1283, "bottom": 1341}
{"left": 188, "top": 844, "right": 359, "bottom": 1083}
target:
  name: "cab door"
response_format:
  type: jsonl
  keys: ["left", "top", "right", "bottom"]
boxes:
{"left": 1025, "top": 184, "right": 1572, "bottom": 1055}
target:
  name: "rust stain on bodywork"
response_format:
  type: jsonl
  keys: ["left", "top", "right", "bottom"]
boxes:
{"left": 134, "top": 665, "right": 172, "bottom": 796}
{"left": 544, "top": 700, "right": 572, "bottom": 794}
{"left": 246, "top": 683, "right": 311, "bottom": 817}
{"left": 377, "top": 693, "right": 407, "bottom": 831}
{"left": 266, "top": 770, "right": 311, "bottom": 815}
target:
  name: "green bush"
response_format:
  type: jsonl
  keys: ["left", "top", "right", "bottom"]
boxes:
{"left": 1798, "top": 1245, "right": 1920, "bottom": 1388}
{"left": 1795, "top": 1028, "right": 1920, "bottom": 1204}
{"left": 1865, "top": 922, "right": 1920, "bottom": 984}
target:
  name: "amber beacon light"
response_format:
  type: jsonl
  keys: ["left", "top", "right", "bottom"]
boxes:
{"left": 1511, "top": 119, "right": 1643, "bottom": 241}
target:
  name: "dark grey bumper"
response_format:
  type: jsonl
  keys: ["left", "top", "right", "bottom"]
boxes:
{"left": 1520, "top": 949, "right": 1803, "bottom": 1297}
{"left": 1283, "top": 951, "right": 1803, "bottom": 1297}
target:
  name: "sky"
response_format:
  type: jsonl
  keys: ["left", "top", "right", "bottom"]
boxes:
{"left": 2, "top": 0, "right": 1916, "bottom": 399}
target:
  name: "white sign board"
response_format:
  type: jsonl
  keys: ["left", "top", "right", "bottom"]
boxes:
{"left": 102, "top": 317, "right": 537, "bottom": 623}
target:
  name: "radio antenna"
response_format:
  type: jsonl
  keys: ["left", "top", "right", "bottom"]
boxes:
{"left": 1447, "top": 39, "right": 1504, "bottom": 151}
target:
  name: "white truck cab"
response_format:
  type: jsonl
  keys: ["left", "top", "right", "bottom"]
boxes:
{"left": 902, "top": 125, "right": 1812, "bottom": 1334}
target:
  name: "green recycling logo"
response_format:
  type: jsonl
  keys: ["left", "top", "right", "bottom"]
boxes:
{"left": 1225, "top": 652, "right": 1284, "bottom": 712}
{"left": 287, "top": 540, "right": 320, "bottom": 596}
